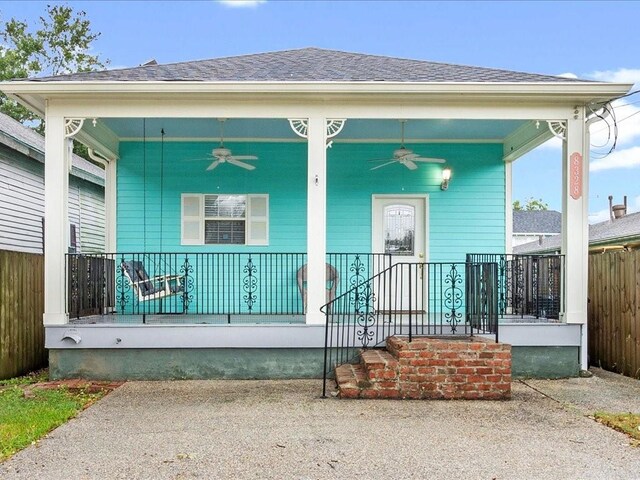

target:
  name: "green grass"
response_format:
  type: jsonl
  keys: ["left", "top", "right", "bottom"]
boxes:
{"left": 0, "top": 370, "right": 105, "bottom": 462}
{"left": 593, "top": 412, "right": 640, "bottom": 443}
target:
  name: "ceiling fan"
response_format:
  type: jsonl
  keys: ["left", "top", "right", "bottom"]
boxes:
{"left": 369, "top": 120, "right": 446, "bottom": 171}
{"left": 188, "top": 119, "right": 259, "bottom": 171}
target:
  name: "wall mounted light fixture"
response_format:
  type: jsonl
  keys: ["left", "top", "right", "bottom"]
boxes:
{"left": 441, "top": 168, "right": 451, "bottom": 190}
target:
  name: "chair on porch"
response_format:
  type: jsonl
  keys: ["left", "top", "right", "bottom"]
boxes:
{"left": 296, "top": 263, "right": 339, "bottom": 313}
{"left": 121, "top": 260, "right": 184, "bottom": 303}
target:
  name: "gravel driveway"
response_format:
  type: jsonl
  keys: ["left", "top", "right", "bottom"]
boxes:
{"left": 2, "top": 370, "right": 640, "bottom": 479}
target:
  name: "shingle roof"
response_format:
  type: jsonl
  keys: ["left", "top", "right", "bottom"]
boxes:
{"left": 25, "top": 48, "right": 584, "bottom": 83}
{"left": 0, "top": 112, "right": 104, "bottom": 183}
{"left": 514, "top": 211, "right": 640, "bottom": 254}
{"left": 513, "top": 210, "right": 562, "bottom": 234}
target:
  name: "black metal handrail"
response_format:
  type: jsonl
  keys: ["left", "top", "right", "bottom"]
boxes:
{"left": 321, "top": 261, "right": 499, "bottom": 396}
{"left": 466, "top": 253, "right": 564, "bottom": 320}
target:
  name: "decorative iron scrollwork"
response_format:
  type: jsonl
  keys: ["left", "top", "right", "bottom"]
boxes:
{"left": 444, "top": 263, "right": 463, "bottom": 332}
{"left": 242, "top": 255, "right": 258, "bottom": 312}
{"left": 69, "top": 256, "right": 79, "bottom": 316}
{"left": 116, "top": 255, "right": 130, "bottom": 314}
{"left": 180, "top": 255, "right": 194, "bottom": 313}
{"left": 497, "top": 255, "right": 506, "bottom": 316}
{"left": 348, "top": 255, "right": 367, "bottom": 289}
{"left": 355, "top": 284, "right": 376, "bottom": 348}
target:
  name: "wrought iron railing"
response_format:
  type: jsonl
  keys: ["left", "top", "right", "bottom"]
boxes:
{"left": 321, "top": 261, "right": 499, "bottom": 396}
{"left": 466, "top": 253, "right": 564, "bottom": 320}
{"left": 65, "top": 252, "right": 391, "bottom": 322}
{"left": 66, "top": 252, "right": 308, "bottom": 320}
{"left": 326, "top": 253, "right": 392, "bottom": 298}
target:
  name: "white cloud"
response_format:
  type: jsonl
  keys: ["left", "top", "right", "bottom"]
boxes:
{"left": 588, "top": 207, "right": 611, "bottom": 224}
{"left": 218, "top": 0, "right": 266, "bottom": 7}
{"left": 590, "top": 145, "right": 640, "bottom": 171}
{"left": 557, "top": 72, "right": 578, "bottom": 79}
{"left": 587, "top": 68, "right": 640, "bottom": 84}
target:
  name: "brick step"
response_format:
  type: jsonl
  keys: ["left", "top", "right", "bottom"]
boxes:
{"left": 335, "top": 363, "right": 369, "bottom": 399}
{"left": 360, "top": 349, "right": 398, "bottom": 370}
{"left": 334, "top": 336, "right": 511, "bottom": 401}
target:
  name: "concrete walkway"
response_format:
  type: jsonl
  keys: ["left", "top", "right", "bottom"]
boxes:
{"left": 2, "top": 369, "right": 640, "bottom": 479}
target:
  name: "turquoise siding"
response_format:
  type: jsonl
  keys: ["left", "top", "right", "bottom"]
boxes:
{"left": 117, "top": 141, "right": 308, "bottom": 252}
{"left": 327, "top": 143, "right": 505, "bottom": 261}
{"left": 117, "top": 141, "right": 505, "bottom": 259}
{"left": 116, "top": 141, "right": 504, "bottom": 313}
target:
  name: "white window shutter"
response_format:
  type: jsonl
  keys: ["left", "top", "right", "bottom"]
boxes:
{"left": 181, "top": 194, "right": 203, "bottom": 245}
{"left": 247, "top": 195, "right": 269, "bottom": 245}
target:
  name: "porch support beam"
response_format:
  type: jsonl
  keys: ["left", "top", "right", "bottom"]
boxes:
{"left": 46, "top": 98, "right": 575, "bottom": 121}
{"left": 561, "top": 107, "right": 588, "bottom": 370}
{"left": 503, "top": 120, "right": 554, "bottom": 162}
{"left": 44, "top": 114, "right": 70, "bottom": 325}
{"left": 306, "top": 115, "right": 327, "bottom": 325}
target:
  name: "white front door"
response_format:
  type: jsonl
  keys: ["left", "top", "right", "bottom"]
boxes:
{"left": 372, "top": 196, "right": 428, "bottom": 312}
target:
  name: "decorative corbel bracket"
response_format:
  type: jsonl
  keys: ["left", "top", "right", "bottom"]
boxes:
{"left": 288, "top": 118, "right": 347, "bottom": 149}
{"left": 547, "top": 121, "right": 567, "bottom": 140}
{"left": 64, "top": 118, "right": 85, "bottom": 139}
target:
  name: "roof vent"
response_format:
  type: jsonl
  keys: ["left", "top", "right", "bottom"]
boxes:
{"left": 141, "top": 59, "right": 158, "bottom": 67}
{"left": 609, "top": 195, "right": 627, "bottom": 221}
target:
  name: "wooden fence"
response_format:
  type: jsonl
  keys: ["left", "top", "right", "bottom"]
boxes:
{"left": 588, "top": 249, "right": 640, "bottom": 377}
{"left": 0, "top": 249, "right": 46, "bottom": 379}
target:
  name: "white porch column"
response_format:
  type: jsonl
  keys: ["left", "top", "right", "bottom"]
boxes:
{"left": 105, "top": 160, "right": 117, "bottom": 252}
{"left": 44, "top": 115, "right": 70, "bottom": 325}
{"left": 306, "top": 116, "right": 327, "bottom": 324}
{"left": 560, "top": 108, "right": 589, "bottom": 369}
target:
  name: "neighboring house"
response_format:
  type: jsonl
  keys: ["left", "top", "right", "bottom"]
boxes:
{"left": 0, "top": 112, "right": 105, "bottom": 254}
{"left": 515, "top": 208, "right": 640, "bottom": 254}
{"left": 512, "top": 210, "right": 561, "bottom": 247}
{"left": 0, "top": 48, "right": 631, "bottom": 382}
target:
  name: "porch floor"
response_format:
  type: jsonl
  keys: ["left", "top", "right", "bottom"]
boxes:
{"left": 67, "top": 313, "right": 559, "bottom": 325}
{"left": 68, "top": 314, "right": 306, "bottom": 325}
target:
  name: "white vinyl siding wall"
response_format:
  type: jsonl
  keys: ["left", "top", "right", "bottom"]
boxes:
{"left": 0, "top": 147, "right": 105, "bottom": 254}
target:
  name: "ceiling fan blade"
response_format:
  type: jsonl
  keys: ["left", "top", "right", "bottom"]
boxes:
{"left": 370, "top": 160, "right": 398, "bottom": 171}
{"left": 230, "top": 155, "right": 258, "bottom": 161}
{"left": 206, "top": 160, "right": 222, "bottom": 171}
{"left": 402, "top": 153, "right": 419, "bottom": 160}
{"left": 227, "top": 159, "right": 256, "bottom": 170}
{"left": 404, "top": 160, "right": 418, "bottom": 170}
{"left": 412, "top": 157, "right": 446, "bottom": 163}
{"left": 368, "top": 158, "right": 396, "bottom": 163}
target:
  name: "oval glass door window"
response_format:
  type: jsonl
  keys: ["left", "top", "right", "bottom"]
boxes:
{"left": 383, "top": 205, "right": 415, "bottom": 256}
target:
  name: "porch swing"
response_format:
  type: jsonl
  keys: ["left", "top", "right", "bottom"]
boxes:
{"left": 120, "top": 124, "right": 185, "bottom": 304}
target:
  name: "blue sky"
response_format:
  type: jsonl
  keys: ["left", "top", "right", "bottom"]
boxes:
{"left": 1, "top": 0, "right": 638, "bottom": 221}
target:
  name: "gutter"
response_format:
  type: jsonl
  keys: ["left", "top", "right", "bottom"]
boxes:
{"left": 0, "top": 80, "right": 632, "bottom": 100}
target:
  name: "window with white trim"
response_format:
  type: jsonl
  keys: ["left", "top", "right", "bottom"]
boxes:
{"left": 181, "top": 194, "right": 269, "bottom": 246}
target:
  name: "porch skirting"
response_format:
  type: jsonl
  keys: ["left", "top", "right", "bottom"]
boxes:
{"left": 49, "top": 348, "right": 326, "bottom": 381}
{"left": 49, "top": 345, "right": 580, "bottom": 381}
{"left": 45, "top": 323, "right": 582, "bottom": 380}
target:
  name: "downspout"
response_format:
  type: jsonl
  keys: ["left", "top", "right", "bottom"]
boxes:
{"left": 88, "top": 148, "right": 116, "bottom": 253}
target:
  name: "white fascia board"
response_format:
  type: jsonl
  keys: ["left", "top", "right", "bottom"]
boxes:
{"left": 0, "top": 80, "right": 633, "bottom": 103}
